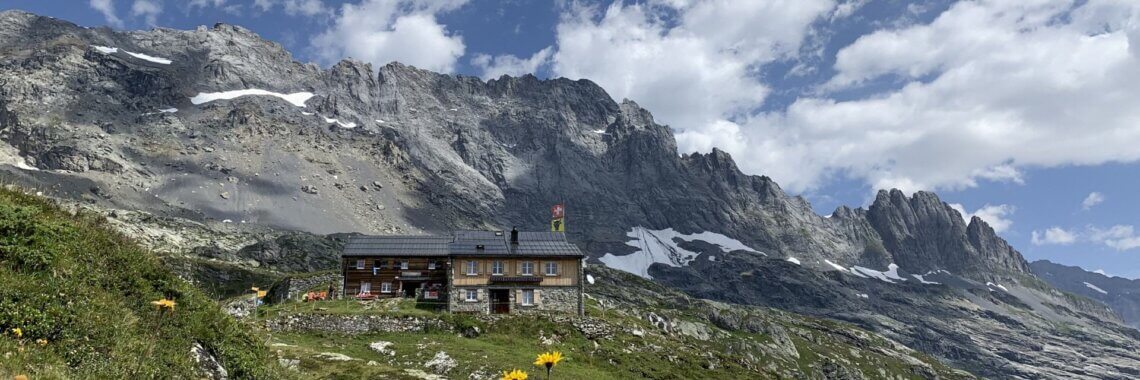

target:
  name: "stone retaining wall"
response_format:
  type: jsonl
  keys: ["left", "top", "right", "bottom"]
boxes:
{"left": 264, "top": 314, "right": 452, "bottom": 334}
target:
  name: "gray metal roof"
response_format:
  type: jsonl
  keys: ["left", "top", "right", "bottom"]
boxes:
{"left": 343, "top": 231, "right": 584, "bottom": 258}
{"left": 342, "top": 235, "right": 452, "bottom": 257}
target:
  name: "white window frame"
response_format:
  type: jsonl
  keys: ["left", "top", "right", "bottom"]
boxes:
{"left": 355, "top": 259, "right": 365, "bottom": 270}
{"left": 545, "top": 262, "right": 558, "bottom": 276}
{"left": 428, "top": 261, "right": 437, "bottom": 270}
{"left": 465, "top": 289, "right": 478, "bottom": 302}
{"left": 492, "top": 260, "right": 504, "bottom": 275}
{"left": 400, "top": 261, "right": 409, "bottom": 270}
{"left": 380, "top": 282, "right": 392, "bottom": 293}
{"left": 360, "top": 282, "right": 372, "bottom": 294}
{"left": 466, "top": 261, "right": 478, "bottom": 276}
{"left": 521, "top": 289, "right": 535, "bottom": 306}
{"left": 521, "top": 261, "right": 534, "bottom": 276}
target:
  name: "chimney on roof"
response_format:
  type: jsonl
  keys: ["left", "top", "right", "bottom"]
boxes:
{"left": 510, "top": 227, "right": 519, "bottom": 245}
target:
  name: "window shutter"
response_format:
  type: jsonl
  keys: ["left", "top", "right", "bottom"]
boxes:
{"left": 517, "top": 261, "right": 523, "bottom": 275}
{"left": 516, "top": 289, "right": 523, "bottom": 305}
{"left": 476, "top": 289, "right": 482, "bottom": 301}
{"left": 534, "top": 289, "right": 541, "bottom": 305}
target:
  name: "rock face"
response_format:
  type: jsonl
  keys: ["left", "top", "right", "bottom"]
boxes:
{"left": 0, "top": 10, "right": 1136, "bottom": 378}
{"left": 1032, "top": 260, "right": 1140, "bottom": 329}
{"left": 0, "top": 9, "right": 1028, "bottom": 281}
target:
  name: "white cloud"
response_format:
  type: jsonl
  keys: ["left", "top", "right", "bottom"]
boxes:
{"left": 130, "top": 0, "right": 162, "bottom": 26}
{"left": 310, "top": 0, "right": 467, "bottom": 73}
{"left": 722, "top": 1, "right": 1140, "bottom": 192}
{"left": 189, "top": 0, "right": 225, "bottom": 8}
{"left": 471, "top": 47, "right": 553, "bottom": 79}
{"left": 1082, "top": 192, "right": 1105, "bottom": 210}
{"left": 251, "top": 0, "right": 328, "bottom": 16}
{"left": 1031, "top": 227, "right": 1078, "bottom": 246}
{"left": 490, "top": 1, "right": 1140, "bottom": 195}
{"left": 89, "top": 0, "right": 124, "bottom": 28}
{"left": 830, "top": 0, "right": 868, "bottom": 21}
{"left": 1090, "top": 225, "right": 1140, "bottom": 251}
{"left": 526, "top": 0, "right": 832, "bottom": 139}
{"left": 949, "top": 203, "right": 1015, "bottom": 233}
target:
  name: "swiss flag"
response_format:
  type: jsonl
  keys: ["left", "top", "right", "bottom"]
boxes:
{"left": 551, "top": 203, "right": 565, "bottom": 219}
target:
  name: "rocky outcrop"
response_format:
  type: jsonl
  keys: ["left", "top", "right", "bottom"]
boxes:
{"left": 264, "top": 272, "right": 342, "bottom": 304}
{"left": 867, "top": 189, "right": 1031, "bottom": 279}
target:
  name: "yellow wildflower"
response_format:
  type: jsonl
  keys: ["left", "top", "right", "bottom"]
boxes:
{"left": 501, "top": 369, "right": 528, "bottom": 380}
{"left": 10, "top": 328, "right": 21, "bottom": 338}
{"left": 533, "top": 351, "right": 563, "bottom": 369}
{"left": 151, "top": 298, "right": 177, "bottom": 310}
{"left": 36, "top": 338, "right": 48, "bottom": 346}
{"left": 14, "top": 375, "right": 28, "bottom": 380}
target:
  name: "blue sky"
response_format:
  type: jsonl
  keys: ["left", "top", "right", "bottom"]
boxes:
{"left": 6, "top": 0, "right": 1140, "bottom": 278}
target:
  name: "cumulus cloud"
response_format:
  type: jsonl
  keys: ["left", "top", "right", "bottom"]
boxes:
{"left": 471, "top": 1, "right": 831, "bottom": 142}
{"left": 89, "top": 0, "right": 124, "bottom": 28}
{"left": 251, "top": 0, "right": 330, "bottom": 16}
{"left": 715, "top": 1, "right": 1140, "bottom": 192}
{"left": 1031, "top": 227, "right": 1078, "bottom": 246}
{"left": 130, "top": 0, "right": 162, "bottom": 26}
{"left": 490, "top": 1, "right": 1140, "bottom": 195}
{"left": 189, "top": 0, "right": 226, "bottom": 8}
{"left": 1090, "top": 225, "right": 1140, "bottom": 251}
{"left": 949, "top": 203, "right": 1015, "bottom": 233}
{"left": 1082, "top": 192, "right": 1105, "bottom": 210}
{"left": 311, "top": 0, "right": 467, "bottom": 73}
{"left": 471, "top": 47, "right": 553, "bottom": 79}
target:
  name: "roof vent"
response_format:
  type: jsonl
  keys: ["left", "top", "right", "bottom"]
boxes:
{"left": 476, "top": 244, "right": 485, "bottom": 252}
{"left": 494, "top": 231, "right": 504, "bottom": 236}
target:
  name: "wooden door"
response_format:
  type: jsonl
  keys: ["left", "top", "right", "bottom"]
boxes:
{"left": 490, "top": 289, "right": 510, "bottom": 314}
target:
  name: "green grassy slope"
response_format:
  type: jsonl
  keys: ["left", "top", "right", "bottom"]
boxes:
{"left": 251, "top": 273, "right": 973, "bottom": 379}
{"left": 0, "top": 188, "right": 285, "bottom": 379}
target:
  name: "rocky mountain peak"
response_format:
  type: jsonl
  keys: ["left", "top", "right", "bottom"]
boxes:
{"left": 867, "top": 188, "right": 1029, "bottom": 279}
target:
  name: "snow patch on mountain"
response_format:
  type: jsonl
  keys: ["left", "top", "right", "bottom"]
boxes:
{"left": 1084, "top": 281, "right": 1108, "bottom": 295}
{"left": 599, "top": 227, "right": 760, "bottom": 279}
{"left": 852, "top": 264, "right": 907, "bottom": 283}
{"left": 824, "top": 260, "right": 847, "bottom": 271}
{"left": 323, "top": 117, "right": 358, "bottom": 129}
{"left": 912, "top": 274, "right": 941, "bottom": 285}
{"left": 190, "top": 89, "right": 314, "bottom": 107}
{"left": 91, "top": 45, "right": 172, "bottom": 64}
{"left": 786, "top": 257, "right": 800, "bottom": 265}
{"left": 986, "top": 282, "right": 1009, "bottom": 292}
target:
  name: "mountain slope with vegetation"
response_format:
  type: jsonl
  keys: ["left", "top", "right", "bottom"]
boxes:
{"left": 246, "top": 265, "right": 971, "bottom": 379}
{"left": 0, "top": 184, "right": 969, "bottom": 379}
{"left": 0, "top": 187, "right": 285, "bottom": 378}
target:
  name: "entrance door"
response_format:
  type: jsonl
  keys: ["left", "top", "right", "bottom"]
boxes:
{"left": 402, "top": 282, "right": 421, "bottom": 298}
{"left": 490, "top": 289, "right": 510, "bottom": 314}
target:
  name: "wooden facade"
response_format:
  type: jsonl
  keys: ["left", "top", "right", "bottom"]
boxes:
{"left": 342, "top": 256, "right": 449, "bottom": 301}
{"left": 450, "top": 257, "right": 580, "bottom": 286}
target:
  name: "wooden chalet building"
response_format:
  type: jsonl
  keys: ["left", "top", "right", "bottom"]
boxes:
{"left": 341, "top": 229, "right": 585, "bottom": 315}
{"left": 341, "top": 235, "right": 451, "bottom": 304}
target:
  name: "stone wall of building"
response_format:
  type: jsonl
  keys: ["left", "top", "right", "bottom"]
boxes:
{"left": 518, "top": 286, "right": 580, "bottom": 315}
{"left": 265, "top": 272, "right": 343, "bottom": 304}
{"left": 447, "top": 285, "right": 580, "bottom": 315}
{"left": 449, "top": 286, "right": 489, "bottom": 313}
